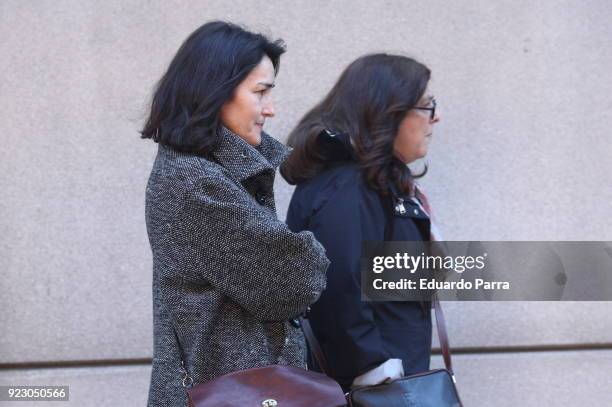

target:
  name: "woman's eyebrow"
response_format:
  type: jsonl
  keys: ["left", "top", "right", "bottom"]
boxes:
{"left": 257, "top": 82, "right": 275, "bottom": 88}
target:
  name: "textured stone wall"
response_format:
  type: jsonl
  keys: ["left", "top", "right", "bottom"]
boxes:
{"left": 1, "top": 1, "right": 611, "bottom": 405}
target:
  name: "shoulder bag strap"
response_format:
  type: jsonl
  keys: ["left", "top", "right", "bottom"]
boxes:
{"left": 382, "top": 188, "right": 455, "bottom": 378}
{"left": 171, "top": 325, "right": 194, "bottom": 388}
{"left": 299, "top": 314, "right": 332, "bottom": 375}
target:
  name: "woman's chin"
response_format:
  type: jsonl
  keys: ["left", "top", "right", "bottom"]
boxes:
{"left": 252, "top": 133, "right": 262, "bottom": 146}
{"left": 240, "top": 131, "right": 262, "bottom": 146}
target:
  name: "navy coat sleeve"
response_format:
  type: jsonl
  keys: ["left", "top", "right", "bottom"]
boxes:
{"left": 287, "top": 169, "right": 392, "bottom": 383}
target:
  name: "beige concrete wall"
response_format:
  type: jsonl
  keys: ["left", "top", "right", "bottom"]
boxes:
{"left": 1, "top": 0, "right": 611, "bottom": 405}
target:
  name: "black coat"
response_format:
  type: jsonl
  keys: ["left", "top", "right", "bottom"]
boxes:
{"left": 286, "top": 147, "right": 433, "bottom": 391}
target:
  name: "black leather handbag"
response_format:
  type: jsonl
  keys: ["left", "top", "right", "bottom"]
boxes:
{"left": 301, "top": 295, "right": 462, "bottom": 407}
{"left": 348, "top": 368, "right": 460, "bottom": 406}
{"left": 346, "top": 295, "right": 462, "bottom": 406}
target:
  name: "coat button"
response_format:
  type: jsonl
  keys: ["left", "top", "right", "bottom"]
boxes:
{"left": 413, "top": 209, "right": 419, "bottom": 215}
{"left": 255, "top": 191, "right": 266, "bottom": 205}
{"left": 290, "top": 318, "right": 301, "bottom": 328}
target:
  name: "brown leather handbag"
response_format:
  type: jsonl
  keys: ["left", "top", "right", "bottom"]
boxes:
{"left": 186, "top": 364, "right": 346, "bottom": 407}
{"left": 171, "top": 326, "right": 346, "bottom": 407}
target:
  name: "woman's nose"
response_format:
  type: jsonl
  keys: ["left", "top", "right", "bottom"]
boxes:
{"left": 432, "top": 110, "right": 441, "bottom": 123}
{"left": 262, "top": 99, "right": 275, "bottom": 117}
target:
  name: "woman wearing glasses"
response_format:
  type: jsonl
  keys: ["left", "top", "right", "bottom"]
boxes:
{"left": 281, "top": 53, "right": 441, "bottom": 392}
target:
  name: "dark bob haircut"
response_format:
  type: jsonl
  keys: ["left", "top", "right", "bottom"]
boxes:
{"left": 141, "top": 21, "right": 285, "bottom": 154}
{"left": 280, "top": 53, "right": 431, "bottom": 195}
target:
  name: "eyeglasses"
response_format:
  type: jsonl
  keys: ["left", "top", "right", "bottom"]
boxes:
{"left": 413, "top": 99, "right": 437, "bottom": 120}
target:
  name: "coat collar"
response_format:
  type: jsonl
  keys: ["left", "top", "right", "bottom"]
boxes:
{"left": 211, "top": 126, "right": 289, "bottom": 182}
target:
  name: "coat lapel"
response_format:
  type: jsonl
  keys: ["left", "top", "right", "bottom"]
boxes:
{"left": 211, "top": 126, "right": 289, "bottom": 183}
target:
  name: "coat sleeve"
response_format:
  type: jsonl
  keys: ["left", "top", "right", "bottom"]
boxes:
{"left": 290, "top": 174, "right": 393, "bottom": 382}
{"left": 170, "top": 174, "right": 329, "bottom": 322}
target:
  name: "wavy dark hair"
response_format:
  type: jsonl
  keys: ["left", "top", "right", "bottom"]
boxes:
{"left": 280, "top": 53, "right": 430, "bottom": 195}
{"left": 141, "top": 21, "right": 285, "bottom": 154}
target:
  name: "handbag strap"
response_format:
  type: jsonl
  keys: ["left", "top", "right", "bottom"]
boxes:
{"left": 299, "top": 313, "right": 332, "bottom": 375}
{"left": 299, "top": 296, "right": 455, "bottom": 380}
{"left": 171, "top": 325, "right": 194, "bottom": 388}
{"left": 172, "top": 315, "right": 331, "bottom": 386}
{"left": 432, "top": 294, "right": 454, "bottom": 378}
{"left": 381, "top": 188, "right": 455, "bottom": 377}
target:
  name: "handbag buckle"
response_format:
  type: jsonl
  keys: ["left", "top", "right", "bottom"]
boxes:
{"left": 262, "top": 399, "right": 278, "bottom": 407}
{"left": 180, "top": 360, "right": 194, "bottom": 388}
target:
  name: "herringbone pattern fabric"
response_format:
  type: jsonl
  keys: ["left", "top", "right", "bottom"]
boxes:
{"left": 145, "top": 127, "right": 329, "bottom": 406}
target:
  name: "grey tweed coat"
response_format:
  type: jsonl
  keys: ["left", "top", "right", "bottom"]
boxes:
{"left": 145, "top": 127, "right": 330, "bottom": 407}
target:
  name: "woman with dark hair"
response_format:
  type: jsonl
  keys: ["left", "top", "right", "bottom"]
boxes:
{"left": 281, "top": 53, "right": 442, "bottom": 392}
{"left": 142, "top": 21, "right": 329, "bottom": 406}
